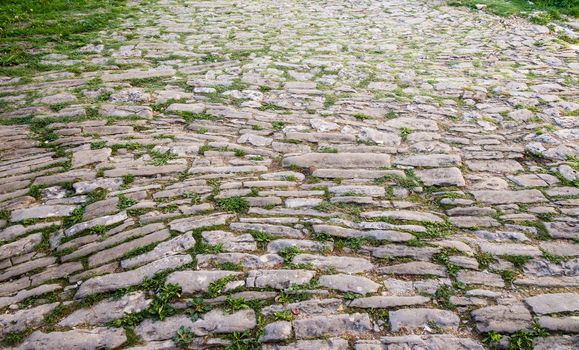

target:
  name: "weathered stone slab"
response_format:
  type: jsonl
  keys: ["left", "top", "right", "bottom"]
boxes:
{"left": 471, "top": 304, "right": 532, "bottom": 333}
{"left": 361, "top": 210, "right": 443, "bottom": 223}
{"left": 104, "top": 164, "right": 188, "bottom": 177}
{"left": 75, "top": 255, "right": 192, "bottom": 298}
{"left": 394, "top": 154, "right": 461, "bottom": 167}
{"left": 525, "top": 293, "right": 579, "bottom": 315}
{"left": 0, "top": 284, "right": 62, "bottom": 308}
{"left": 263, "top": 338, "right": 348, "bottom": 350}
{"left": 544, "top": 222, "right": 578, "bottom": 239}
{"left": 377, "top": 261, "right": 446, "bottom": 277}
{"left": 121, "top": 232, "right": 196, "bottom": 268}
{"left": 169, "top": 213, "right": 234, "bottom": 233}
{"left": 415, "top": 167, "right": 465, "bottom": 186}
{"left": 349, "top": 296, "right": 429, "bottom": 308}
{"left": 88, "top": 228, "right": 170, "bottom": 267}
{"left": 230, "top": 222, "right": 304, "bottom": 238}
{"left": 245, "top": 270, "right": 315, "bottom": 289}
{"left": 466, "top": 160, "right": 524, "bottom": 173}
{"left": 283, "top": 153, "right": 390, "bottom": 169}
{"left": 540, "top": 241, "right": 579, "bottom": 257}
{"left": 267, "top": 239, "right": 332, "bottom": 253}
{"left": 65, "top": 211, "right": 128, "bottom": 237}
{"left": 59, "top": 292, "right": 150, "bottom": 327}
{"left": 389, "top": 308, "right": 459, "bottom": 332}
{"left": 71, "top": 148, "right": 111, "bottom": 169}
{"left": 15, "top": 327, "right": 127, "bottom": 350}
{"left": 369, "top": 245, "right": 439, "bottom": 261}
{"left": 456, "top": 271, "right": 505, "bottom": 288}
{"left": 292, "top": 254, "right": 373, "bottom": 273}
{"left": 479, "top": 242, "right": 542, "bottom": 257}
{"left": 470, "top": 190, "right": 547, "bottom": 204}
{"left": 538, "top": 316, "right": 579, "bottom": 333}
{"left": 318, "top": 274, "right": 380, "bottom": 294}
{"left": 329, "top": 185, "right": 385, "bottom": 197}
{"left": 533, "top": 335, "right": 579, "bottom": 350}
{"left": 11, "top": 205, "right": 77, "bottom": 222}
{"left": 197, "top": 253, "right": 283, "bottom": 269}
{"left": 260, "top": 320, "right": 292, "bottom": 343}
{"left": 0, "top": 302, "right": 59, "bottom": 336}
{"left": 293, "top": 313, "right": 373, "bottom": 339}
{"left": 356, "top": 335, "right": 484, "bottom": 350}
{"left": 201, "top": 230, "right": 256, "bottom": 252}
{"left": 0, "top": 233, "right": 42, "bottom": 259}
{"left": 314, "top": 224, "right": 413, "bottom": 242}
{"left": 102, "top": 68, "right": 176, "bottom": 82}
{"left": 166, "top": 270, "right": 242, "bottom": 293}
{"left": 135, "top": 309, "right": 255, "bottom": 341}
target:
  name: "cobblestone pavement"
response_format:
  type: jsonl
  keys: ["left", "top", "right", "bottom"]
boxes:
{"left": 0, "top": 0, "right": 578, "bottom": 349}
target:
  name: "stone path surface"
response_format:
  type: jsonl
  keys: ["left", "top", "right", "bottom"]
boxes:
{"left": 0, "top": 0, "right": 578, "bottom": 349}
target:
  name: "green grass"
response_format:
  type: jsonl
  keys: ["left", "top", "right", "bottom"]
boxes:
{"left": 0, "top": 0, "right": 128, "bottom": 73}
{"left": 449, "top": 0, "right": 578, "bottom": 19}
{"left": 215, "top": 196, "right": 249, "bottom": 213}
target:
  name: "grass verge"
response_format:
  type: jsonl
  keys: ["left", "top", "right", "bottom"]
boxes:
{"left": 0, "top": 0, "right": 127, "bottom": 74}
{"left": 449, "top": 0, "right": 578, "bottom": 21}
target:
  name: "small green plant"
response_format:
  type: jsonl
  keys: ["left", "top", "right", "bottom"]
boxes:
{"left": 234, "top": 149, "right": 246, "bottom": 157}
{"left": 278, "top": 246, "right": 301, "bottom": 264}
{"left": 117, "top": 195, "right": 137, "bottom": 210}
{"left": 427, "top": 320, "right": 444, "bottom": 333}
{"left": 319, "top": 146, "right": 338, "bottom": 153}
{"left": 344, "top": 237, "right": 368, "bottom": 251}
{"left": 353, "top": 113, "right": 372, "bottom": 120}
{"left": 400, "top": 127, "right": 411, "bottom": 141}
{"left": 226, "top": 330, "right": 259, "bottom": 350}
{"left": 173, "top": 326, "right": 194, "bottom": 348}
{"left": 187, "top": 298, "right": 211, "bottom": 321}
{"left": 178, "top": 111, "right": 220, "bottom": 123}
{"left": 225, "top": 296, "right": 250, "bottom": 312}
{"left": 343, "top": 292, "right": 362, "bottom": 300}
{"left": 122, "top": 174, "right": 134, "bottom": 188}
{"left": 433, "top": 249, "right": 461, "bottom": 277}
{"left": 434, "top": 285, "right": 455, "bottom": 310}
{"left": 148, "top": 150, "right": 177, "bottom": 166}
{"left": 323, "top": 94, "right": 337, "bottom": 108}
{"left": 220, "top": 262, "right": 242, "bottom": 271}
{"left": 215, "top": 196, "right": 249, "bottom": 213}
{"left": 476, "top": 252, "right": 495, "bottom": 270}
{"left": 64, "top": 207, "right": 84, "bottom": 227}
{"left": 501, "top": 270, "right": 516, "bottom": 285}
{"left": 87, "top": 188, "right": 108, "bottom": 203}
{"left": 89, "top": 225, "right": 107, "bottom": 235}
{"left": 147, "top": 284, "right": 182, "bottom": 320}
{"left": 27, "top": 184, "right": 44, "bottom": 200}
{"left": 508, "top": 323, "right": 548, "bottom": 350}
{"left": 259, "top": 102, "right": 284, "bottom": 111}
{"left": 248, "top": 229, "right": 273, "bottom": 249}
{"left": 259, "top": 85, "right": 272, "bottom": 92}
{"left": 207, "top": 275, "right": 235, "bottom": 298}
{"left": 541, "top": 250, "right": 562, "bottom": 264}
{"left": 502, "top": 255, "right": 531, "bottom": 269}
{"left": 90, "top": 140, "right": 107, "bottom": 149}
{"left": 271, "top": 121, "right": 285, "bottom": 130}
{"left": 112, "top": 312, "right": 145, "bottom": 327}
{"left": 2, "top": 330, "right": 28, "bottom": 346}
{"left": 374, "top": 170, "right": 422, "bottom": 189}
{"left": 482, "top": 330, "right": 503, "bottom": 345}
{"left": 273, "top": 310, "right": 293, "bottom": 321}
{"left": 418, "top": 220, "right": 454, "bottom": 238}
